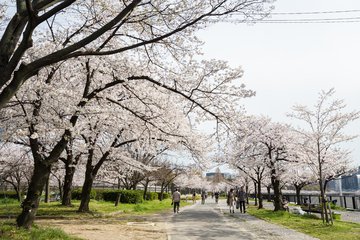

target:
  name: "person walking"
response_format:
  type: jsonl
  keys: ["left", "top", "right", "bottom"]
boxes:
{"left": 201, "top": 191, "right": 206, "bottom": 204}
{"left": 214, "top": 191, "right": 219, "bottom": 203}
{"left": 172, "top": 188, "right": 181, "bottom": 214}
{"left": 236, "top": 186, "right": 247, "bottom": 213}
{"left": 192, "top": 191, "right": 196, "bottom": 204}
{"left": 227, "top": 189, "right": 236, "bottom": 213}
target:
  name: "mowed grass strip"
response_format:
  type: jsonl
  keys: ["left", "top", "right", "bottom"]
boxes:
{"left": 0, "top": 198, "right": 192, "bottom": 239}
{"left": 0, "top": 221, "right": 82, "bottom": 240}
{"left": 247, "top": 205, "right": 360, "bottom": 240}
{"left": 0, "top": 198, "right": 191, "bottom": 218}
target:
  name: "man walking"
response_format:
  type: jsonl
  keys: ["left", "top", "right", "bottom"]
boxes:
{"left": 237, "top": 186, "right": 247, "bottom": 213}
{"left": 172, "top": 188, "right": 181, "bottom": 213}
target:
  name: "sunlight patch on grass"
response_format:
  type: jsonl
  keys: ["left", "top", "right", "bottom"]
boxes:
{"left": 247, "top": 205, "right": 360, "bottom": 240}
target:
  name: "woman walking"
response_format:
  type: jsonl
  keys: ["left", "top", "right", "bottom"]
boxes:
{"left": 227, "top": 189, "right": 236, "bottom": 213}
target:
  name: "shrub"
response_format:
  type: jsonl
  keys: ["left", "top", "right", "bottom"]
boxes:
{"left": 71, "top": 189, "right": 97, "bottom": 200}
{"left": 102, "top": 190, "right": 122, "bottom": 202}
{"left": 0, "top": 191, "right": 21, "bottom": 200}
{"left": 120, "top": 190, "right": 143, "bottom": 204}
{"left": 145, "top": 192, "right": 158, "bottom": 201}
{"left": 158, "top": 192, "right": 170, "bottom": 200}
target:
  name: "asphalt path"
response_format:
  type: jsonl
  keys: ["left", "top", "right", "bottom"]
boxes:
{"left": 166, "top": 199, "right": 318, "bottom": 240}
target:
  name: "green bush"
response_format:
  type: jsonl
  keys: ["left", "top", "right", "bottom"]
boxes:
{"left": 145, "top": 192, "right": 158, "bottom": 201}
{"left": 71, "top": 189, "right": 97, "bottom": 200}
{"left": 119, "top": 190, "right": 143, "bottom": 204}
{"left": 96, "top": 189, "right": 144, "bottom": 203}
{"left": 158, "top": 192, "right": 170, "bottom": 200}
{"left": 102, "top": 190, "right": 122, "bottom": 202}
{"left": 0, "top": 191, "right": 21, "bottom": 200}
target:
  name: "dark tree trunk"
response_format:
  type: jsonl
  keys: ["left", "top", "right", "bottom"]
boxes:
{"left": 245, "top": 183, "right": 249, "bottom": 204}
{"left": 159, "top": 183, "right": 165, "bottom": 201}
{"left": 143, "top": 179, "right": 150, "bottom": 200}
{"left": 62, "top": 165, "right": 76, "bottom": 206}
{"left": 45, "top": 176, "right": 50, "bottom": 203}
{"left": 117, "top": 177, "right": 121, "bottom": 190}
{"left": 295, "top": 184, "right": 302, "bottom": 205}
{"left": 78, "top": 171, "right": 94, "bottom": 212}
{"left": 257, "top": 178, "right": 263, "bottom": 209}
{"left": 267, "top": 186, "right": 272, "bottom": 202}
{"left": 272, "top": 175, "right": 284, "bottom": 211}
{"left": 16, "top": 160, "right": 51, "bottom": 228}
{"left": 253, "top": 181, "right": 258, "bottom": 206}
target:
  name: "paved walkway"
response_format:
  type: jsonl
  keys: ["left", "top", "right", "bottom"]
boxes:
{"left": 166, "top": 200, "right": 318, "bottom": 240}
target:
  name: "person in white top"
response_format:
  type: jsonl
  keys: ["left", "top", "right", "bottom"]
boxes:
{"left": 172, "top": 188, "right": 181, "bottom": 213}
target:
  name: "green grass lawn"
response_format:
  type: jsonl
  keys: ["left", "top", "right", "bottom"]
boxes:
{"left": 247, "top": 205, "right": 360, "bottom": 240}
{"left": 0, "top": 198, "right": 190, "bottom": 218}
{"left": 0, "top": 221, "right": 82, "bottom": 240}
{"left": 0, "top": 198, "right": 191, "bottom": 239}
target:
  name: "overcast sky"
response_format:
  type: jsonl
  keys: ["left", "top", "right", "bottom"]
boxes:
{"left": 198, "top": 0, "right": 360, "bottom": 167}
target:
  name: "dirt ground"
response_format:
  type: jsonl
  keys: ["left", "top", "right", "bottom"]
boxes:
{"left": 37, "top": 213, "right": 170, "bottom": 240}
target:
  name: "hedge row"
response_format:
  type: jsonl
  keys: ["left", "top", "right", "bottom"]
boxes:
{"left": 0, "top": 191, "right": 21, "bottom": 199}
{"left": 71, "top": 189, "right": 170, "bottom": 203}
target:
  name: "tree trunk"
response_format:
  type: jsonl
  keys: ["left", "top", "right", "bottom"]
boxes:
{"left": 45, "top": 176, "right": 50, "bottom": 203}
{"left": 16, "top": 160, "right": 51, "bottom": 228}
{"left": 253, "top": 181, "right": 258, "bottom": 206}
{"left": 78, "top": 172, "right": 94, "bottom": 212}
{"left": 245, "top": 183, "right": 249, "bottom": 204}
{"left": 117, "top": 177, "right": 121, "bottom": 190}
{"left": 159, "top": 183, "right": 165, "bottom": 201}
{"left": 257, "top": 178, "right": 263, "bottom": 209}
{"left": 16, "top": 186, "right": 22, "bottom": 202}
{"left": 62, "top": 165, "right": 76, "bottom": 206}
{"left": 295, "top": 185, "right": 302, "bottom": 205}
{"left": 319, "top": 178, "right": 330, "bottom": 224}
{"left": 271, "top": 173, "right": 284, "bottom": 211}
{"left": 143, "top": 179, "right": 149, "bottom": 200}
{"left": 267, "top": 186, "right": 272, "bottom": 202}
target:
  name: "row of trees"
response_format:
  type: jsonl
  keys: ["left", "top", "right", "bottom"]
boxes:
{"left": 226, "top": 89, "right": 359, "bottom": 224}
{"left": 0, "top": 0, "right": 275, "bottom": 229}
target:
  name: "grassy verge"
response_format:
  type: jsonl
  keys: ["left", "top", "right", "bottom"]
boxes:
{"left": 0, "top": 221, "right": 82, "bottom": 240}
{"left": 247, "top": 205, "right": 360, "bottom": 240}
{"left": 0, "top": 198, "right": 191, "bottom": 218}
{"left": 0, "top": 198, "right": 192, "bottom": 239}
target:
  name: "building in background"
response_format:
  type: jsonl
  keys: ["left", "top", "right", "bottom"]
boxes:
{"left": 327, "top": 167, "right": 360, "bottom": 193}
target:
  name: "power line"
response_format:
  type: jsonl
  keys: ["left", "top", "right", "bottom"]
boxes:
{"left": 255, "top": 20, "right": 360, "bottom": 24}
{"left": 269, "top": 9, "right": 360, "bottom": 15}
{"left": 259, "top": 16, "right": 360, "bottom": 22}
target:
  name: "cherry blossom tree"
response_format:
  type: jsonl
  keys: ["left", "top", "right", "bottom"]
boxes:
{"left": 0, "top": 0, "right": 276, "bottom": 228}
{"left": 0, "top": 0, "right": 273, "bottom": 109}
{"left": 288, "top": 88, "right": 360, "bottom": 224}
{"left": 228, "top": 115, "right": 299, "bottom": 211}
{"left": 284, "top": 162, "right": 316, "bottom": 205}
{"left": 0, "top": 143, "right": 33, "bottom": 201}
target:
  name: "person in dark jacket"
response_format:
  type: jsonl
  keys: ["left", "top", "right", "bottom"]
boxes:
{"left": 236, "top": 186, "right": 247, "bottom": 213}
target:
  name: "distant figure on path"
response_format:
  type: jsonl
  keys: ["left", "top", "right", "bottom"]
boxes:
{"left": 227, "top": 189, "right": 236, "bottom": 213}
{"left": 214, "top": 191, "right": 219, "bottom": 203}
{"left": 236, "top": 187, "right": 247, "bottom": 213}
{"left": 172, "top": 188, "right": 181, "bottom": 213}
{"left": 201, "top": 191, "right": 206, "bottom": 204}
{"left": 192, "top": 191, "right": 197, "bottom": 204}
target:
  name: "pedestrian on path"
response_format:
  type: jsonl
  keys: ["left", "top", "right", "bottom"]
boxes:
{"left": 172, "top": 188, "right": 181, "bottom": 213}
{"left": 236, "top": 186, "right": 247, "bottom": 213}
{"left": 201, "top": 191, "right": 206, "bottom": 204}
{"left": 192, "top": 191, "right": 196, "bottom": 204}
{"left": 227, "top": 188, "right": 236, "bottom": 213}
{"left": 214, "top": 191, "right": 219, "bottom": 203}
